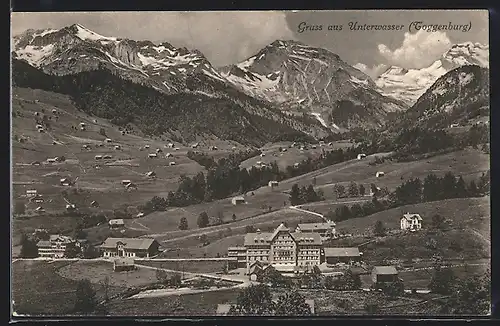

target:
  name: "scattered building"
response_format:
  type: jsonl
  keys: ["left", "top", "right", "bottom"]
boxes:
{"left": 144, "top": 145, "right": 150, "bottom": 149}
{"left": 114, "top": 145, "right": 121, "bottom": 150}
{"left": 165, "top": 153, "right": 173, "bottom": 158}
{"left": 109, "top": 219, "right": 125, "bottom": 229}
{"left": 121, "top": 180, "right": 132, "bottom": 186}
{"left": 35, "top": 206, "right": 45, "bottom": 214}
{"left": 146, "top": 171, "right": 156, "bottom": 178}
{"left": 31, "top": 161, "right": 41, "bottom": 166}
{"left": 26, "top": 189, "right": 37, "bottom": 197}
{"left": 168, "top": 161, "right": 176, "bottom": 166}
{"left": 231, "top": 196, "right": 246, "bottom": 205}
{"left": 99, "top": 237, "right": 160, "bottom": 258}
{"left": 260, "top": 153, "right": 266, "bottom": 157}
{"left": 191, "top": 143, "right": 199, "bottom": 148}
{"left": 324, "top": 247, "right": 361, "bottom": 265}
{"left": 60, "top": 178, "right": 71, "bottom": 186}
{"left": 268, "top": 180, "right": 279, "bottom": 188}
{"left": 126, "top": 183, "right": 138, "bottom": 190}
{"left": 372, "top": 266, "right": 399, "bottom": 284}
{"left": 30, "top": 194, "right": 44, "bottom": 204}
{"left": 46, "top": 158, "right": 57, "bottom": 163}
{"left": 357, "top": 154, "right": 367, "bottom": 160}
{"left": 148, "top": 153, "right": 158, "bottom": 158}
{"left": 166, "top": 143, "right": 174, "bottom": 148}
{"left": 105, "top": 138, "right": 112, "bottom": 143}
{"left": 156, "top": 148, "right": 162, "bottom": 153}
{"left": 37, "top": 235, "right": 76, "bottom": 258}
{"left": 103, "top": 155, "right": 113, "bottom": 159}
{"left": 376, "top": 171, "right": 385, "bottom": 178}
{"left": 90, "top": 200, "right": 99, "bottom": 208}
{"left": 66, "top": 204, "right": 76, "bottom": 211}
{"left": 295, "top": 221, "right": 336, "bottom": 239}
{"left": 136, "top": 212, "right": 145, "bottom": 218}
{"left": 293, "top": 163, "right": 300, "bottom": 168}
{"left": 400, "top": 213, "right": 423, "bottom": 231}
{"left": 113, "top": 258, "right": 136, "bottom": 272}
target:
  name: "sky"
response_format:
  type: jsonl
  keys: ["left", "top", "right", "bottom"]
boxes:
{"left": 11, "top": 10, "right": 489, "bottom": 77}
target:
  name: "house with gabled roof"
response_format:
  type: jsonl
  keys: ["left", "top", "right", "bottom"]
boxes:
{"left": 99, "top": 237, "right": 160, "bottom": 258}
{"left": 324, "top": 247, "right": 361, "bottom": 265}
{"left": 400, "top": 213, "right": 423, "bottom": 231}
{"left": 295, "top": 221, "right": 336, "bottom": 239}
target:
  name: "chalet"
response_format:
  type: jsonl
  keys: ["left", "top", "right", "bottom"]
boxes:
{"left": 174, "top": 147, "right": 180, "bottom": 151}
{"left": 82, "top": 144, "right": 90, "bottom": 150}
{"left": 168, "top": 161, "right": 176, "bottom": 166}
{"left": 114, "top": 145, "right": 121, "bottom": 150}
{"left": 121, "top": 180, "right": 132, "bottom": 186}
{"left": 36, "top": 124, "right": 43, "bottom": 129}
{"left": 146, "top": 171, "right": 156, "bottom": 177}
{"left": 260, "top": 153, "right": 266, "bottom": 157}
{"left": 296, "top": 221, "right": 336, "bottom": 238}
{"left": 372, "top": 266, "right": 399, "bottom": 284}
{"left": 38, "top": 128, "right": 45, "bottom": 133}
{"left": 293, "top": 163, "right": 300, "bottom": 168}
{"left": 37, "top": 235, "right": 76, "bottom": 258}
{"left": 227, "top": 247, "right": 247, "bottom": 268}
{"left": 324, "top": 247, "right": 361, "bottom": 265}
{"left": 165, "top": 153, "right": 173, "bottom": 158}
{"left": 103, "top": 155, "right": 113, "bottom": 159}
{"left": 357, "top": 154, "right": 367, "bottom": 160}
{"left": 109, "top": 219, "right": 125, "bottom": 229}
{"left": 191, "top": 143, "right": 199, "bottom": 148}
{"left": 52, "top": 109, "right": 57, "bottom": 114}
{"left": 54, "top": 156, "right": 65, "bottom": 162}
{"left": 450, "top": 123, "right": 459, "bottom": 128}
{"left": 231, "top": 196, "right": 246, "bottom": 205}
{"left": 280, "top": 147, "right": 287, "bottom": 152}
{"left": 144, "top": 145, "right": 150, "bottom": 149}
{"left": 66, "top": 204, "right": 76, "bottom": 211}
{"left": 268, "top": 180, "right": 279, "bottom": 188}
{"left": 60, "top": 178, "right": 71, "bottom": 186}
{"left": 126, "top": 183, "right": 138, "bottom": 190}
{"left": 26, "top": 189, "right": 38, "bottom": 197}
{"left": 35, "top": 206, "right": 45, "bottom": 214}
{"left": 113, "top": 258, "right": 135, "bottom": 272}
{"left": 99, "top": 237, "right": 160, "bottom": 258}
{"left": 30, "top": 194, "right": 44, "bottom": 204}
{"left": 156, "top": 148, "right": 162, "bottom": 153}
{"left": 148, "top": 153, "right": 158, "bottom": 158}
{"left": 105, "top": 138, "right": 112, "bottom": 143}
{"left": 400, "top": 213, "right": 423, "bottom": 231}
{"left": 79, "top": 122, "right": 86, "bottom": 127}
{"left": 167, "top": 143, "right": 174, "bottom": 148}
{"left": 90, "top": 200, "right": 99, "bottom": 207}
{"left": 31, "top": 161, "right": 41, "bottom": 166}
{"left": 80, "top": 125, "right": 86, "bottom": 131}
{"left": 232, "top": 146, "right": 237, "bottom": 150}
{"left": 376, "top": 171, "right": 385, "bottom": 178}
{"left": 46, "top": 158, "right": 57, "bottom": 163}
{"left": 136, "top": 212, "right": 145, "bottom": 218}
{"left": 311, "top": 145, "right": 317, "bottom": 149}
{"left": 94, "top": 155, "right": 103, "bottom": 160}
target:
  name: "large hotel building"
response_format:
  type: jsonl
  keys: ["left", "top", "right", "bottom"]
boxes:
{"left": 229, "top": 222, "right": 336, "bottom": 273}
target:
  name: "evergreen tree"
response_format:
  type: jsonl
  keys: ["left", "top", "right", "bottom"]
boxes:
{"left": 468, "top": 180, "right": 479, "bottom": 197}
{"left": 441, "top": 172, "right": 457, "bottom": 199}
{"left": 334, "top": 184, "right": 346, "bottom": 199}
{"left": 423, "top": 174, "right": 440, "bottom": 202}
{"left": 374, "top": 220, "right": 386, "bottom": 237}
{"left": 350, "top": 204, "right": 363, "bottom": 218}
{"left": 20, "top": 234, "right": 38, "bottom": 258}
{"left": 274, "top": 290, "right": 312, "bottom": 316}
{"left": 359, "top": 184, "right": 366, "bottom": 197}
{"left": 74, "top": 279, "right": 98, "bottom": 314}
{"left": 305, "top": 185, "right": 318, "bottom": 203}
{"left": 232, "top": 213, "right": 236, "bottom": 221}
{"left": 289, "top": 184, "right": 301, "bottom": 205}
{"left": 431, "top": 214, "right": 446, "bottom": 230}
{"left": 197, "top": 212, "right": 209, "bottom": 228}
{"left": 455, "top": 176, "right": 468, "bottom": 198}
{"left": 348, "top": 181, "right": 359, "bottom": 197}
{"left": 179, "top": 217, "right": 188, "bottom": 230}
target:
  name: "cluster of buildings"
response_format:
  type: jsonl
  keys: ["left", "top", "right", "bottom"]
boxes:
{"left": 228, "top": 213, "right": 423, "bottom": 277}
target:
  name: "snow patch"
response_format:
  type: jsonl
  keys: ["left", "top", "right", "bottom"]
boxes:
{"left": 15, "top": 44, "right": 55, "bottom": 67}
{"left": 74, "top": 24, "right": 117, "bottom": 42}
{"left": 310, "top": 113, "right": 328, "bottom": 128}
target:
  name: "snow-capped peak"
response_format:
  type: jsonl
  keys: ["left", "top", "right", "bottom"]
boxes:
{"left": 68, "top": 23, "right": 118, "bottom": 42}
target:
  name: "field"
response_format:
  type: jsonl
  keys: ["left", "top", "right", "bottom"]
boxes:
{"left": 135, "top": 260, "right": 228, "bottom": 273}
{"left": 56, "top": 260, "right": 161, "bottom": 289}
{"left": 11, "top": 260, "right": 123, "bottom": 315}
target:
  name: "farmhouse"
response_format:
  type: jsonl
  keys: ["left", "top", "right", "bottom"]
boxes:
{"left": 38, "top": 128, "right": 45, "bottom": 133}
{"left": 376, "top": 171, "right": 385, "bottom": 178}
{"left": 210, "top": 146, "right": 218, "bottom": 150}
{"left": 148, "top": 153, "right": 157, "bottom": 158}
{"left": 268, "top": 180, "right": 279, "bottom": 188}
{"left": 156, "top": 148, "right": 162, "bottom": 153}
{"left": 231, "top": 196, "right": 246, "bottom": 205}
{"left": 35, "top": 206, "right": 45, "bottom": 214}
{"left": 145, "top": 145, "right": 150, "bottom": 149}
{"left": 242, "top": 223, "right": 322, "bottom": 273}
{"left": 105, "top": 138, "right": 112, "bottom": 143}
{"left": 357, "top": 154, "right": 367, "bottom": 160}
{"left": 60, "top": 178, "right": 71, "bottom": 186}
{"left": 136, "top": 212, "right": 145, "bottom": 218}
{"left": 191, "top": 143, "right": 199, "bottom": 148}
{"left": 52, "top": 109, "right": 57, "bottom": 114}
{"left": 36, "top": 124, "right": 43, "bottom": 129}
{"left": 372, "top": 266, "right": 399, "bottom": 284}
{"left": 293, "top": 163, "right": 300, "bottom": 168}
{"left": 108, "top": 219, "right": 125, "bottom": 229}
{"left": 114, "top": 145, "right": 121, "bottom": 150}
{"left": 146, "top": 171, "right": 156, "bottom": 177}
{"left": 324, "top": 247, "right": 361, "bottom": 265}
{"left": 167, "top": 143, "right": 174, "bottom": 148}
{"left": 227, "top": 247, "right": 247, "bottom": 268}
{"left": 260, "top": 153, "right": 266, "bottom": 157}
{"left": 400, "top": 213, "right": 423, "bottom": 231}
{"left": 126, "top": 182, "right": 138, "bottom": 190}
{"left": 113, "top": 258, "right": 135, "bottom": 272}
{"left": 121, "top": 180, "right": 132, "bottom": 186}
{"left": 30, "top": 194, "right": 44, "bottom": 203}
{"left": 46, "top": 158, "right": 57, "bottom": 163}
{"left": 66, "top": 204, "right": 76, "bottom": 211}
{"left": 26, "top": 189, "right": 37, "bottom": 197}
{"left": 99, "top": 237, "right": 160, "bottom": 258}
{"left": 168, "top": 161, "right": 176, "bottom": 166}
{"left": 165, "top": 153, "right": 173, "bottom": 158}
{"left": 37, "top": 235, "right": 76, "bottom": 258}
{"left": 295, "top": 221, "right": 336, "bottom": 239}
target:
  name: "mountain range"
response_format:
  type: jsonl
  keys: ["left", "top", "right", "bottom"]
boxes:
{"left": 375, "top": 42, "right": 489, "bottom": 106}
{"left": 11, "top": 24, "right": 490, "bottom": 141}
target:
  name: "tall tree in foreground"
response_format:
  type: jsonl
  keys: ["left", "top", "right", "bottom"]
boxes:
{"left": 444, "top": 272, "right": 490, "bottom": 315}
{"left": 20, "top": 234, "right": 38, "bottom": 258}
{"left": 178, "top": 217, "right": 188, "bottom": 230}
{"left": 74, "top": 279, "right": 97, "bottom": 314}
{"left": 274, "top": 290, "right": 312, "bottom": 316}
{"left": 429, "top": 265, "right": 456, "bottom": 295}
{"left": 197, "top": 211, "right": 209, "bottom": 228}
{"left": 228, "top": 284, "right": 274, "bottom": 316}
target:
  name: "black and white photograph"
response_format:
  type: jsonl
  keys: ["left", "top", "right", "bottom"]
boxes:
{"left": 10, "top": 10, "right": 490, "bottom": 317}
